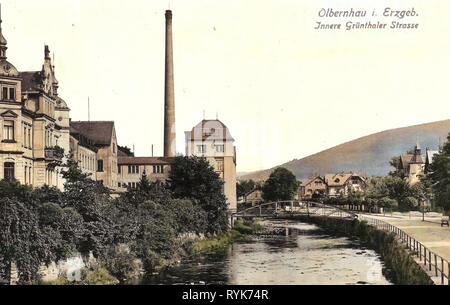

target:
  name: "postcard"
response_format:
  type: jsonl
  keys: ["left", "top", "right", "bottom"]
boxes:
{"left": 0, "top": 0, "right": 448, "bottom": 300}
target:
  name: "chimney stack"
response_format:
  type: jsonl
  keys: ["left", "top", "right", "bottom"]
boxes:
{"left": 164, "top": 10, "right": 176, "bottom": 157}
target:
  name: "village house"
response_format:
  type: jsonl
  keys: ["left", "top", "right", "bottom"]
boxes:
{"left": 298, "top": 176, "right": 327, "bottom": 199}
{"left": 398, "top": 143, "right": 425, "bottom": 185}
{"left": 324, "top": 173, "right": 366, "bottom": 197}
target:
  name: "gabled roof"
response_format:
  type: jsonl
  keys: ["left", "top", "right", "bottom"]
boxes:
{"left": 70, "top": 121, "right": 115, "bottom": 146}
{"left": 118, "top": 156, "right": 173, "bottom": 165}
{"left": 410, "top": 152, "right": 425, "bottom": 164}
{"left": 325, "top": 173, "right": 365, "bottom": 187}
{"left": 188, "top": 119, "right": 234, "bottom": 141}
{"left": 400, "top": 154, "right": 413, "bottom": 168}
{"left": 299, "top": 176, "right": 325, "bottom": 187}
{"left": 401, "top": 153, "right": 425, "bottom": 166}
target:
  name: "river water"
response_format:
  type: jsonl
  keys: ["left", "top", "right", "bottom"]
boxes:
{"left": 141, "top": 219, "right": 392, "bottom": 285}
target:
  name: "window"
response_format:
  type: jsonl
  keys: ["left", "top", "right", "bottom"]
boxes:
{"left": 128, "top": 165, "right": 139, "bottom": 174}
{"left": 2, "top": 86, "right": 16, "bottom": 100}
{"left": 29, "top": 167, "right": 32, "bottom": 185}
{"left": 9, "top": 88, "right": 15, "bottom": 101}
{"left": 197, "top": 145, "right": 206, "bottom": 153}
{"left": 215, "top": 145, "right": 224, "bottom": 153}
{"left": 24, "top": 166, "right": 27, "bottom": 184}
{"left": 22, "top": 126, "right": 26, "bottom": 147}
{"left": 28, "top": 128, "right": 31, "bottom": 148}
{"left": 215, "top": 158, "right": 224, "bottom": 171}
{"left": 4, "top": 162, "right": 14, "bottom": 181}
{"left": 153, "top": 165, "right": 164, "bottom": 174}
{"left": 97, "top": 160, "right": 104, "bottom": 172}
{"left": 3, "top": 120, "right": 14, "bottom": 141}
{"left": 118, "top": 165, "right": 121, "bottom": 174}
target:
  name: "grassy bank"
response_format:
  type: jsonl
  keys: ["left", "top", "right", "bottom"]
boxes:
{"left": 291, "top": 215, "right": 433, "bottom": 285}
{"left": 190, "top": 218, "right": 262, "bottom": 253}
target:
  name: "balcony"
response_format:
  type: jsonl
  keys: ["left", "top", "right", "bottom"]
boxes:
{"left": 45, "top": 146, "right": 65, "bottom": 160}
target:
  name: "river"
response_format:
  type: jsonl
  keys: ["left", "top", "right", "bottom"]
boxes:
{"left": 139, "top": 219, "right": 392, "bottom": 285}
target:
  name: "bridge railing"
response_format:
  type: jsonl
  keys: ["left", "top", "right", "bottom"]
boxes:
{"left": 234, "top": 200, "right": 357, "bottom": 219}
{"left": 359, "top": 214, "right": 450, "bottom": 285}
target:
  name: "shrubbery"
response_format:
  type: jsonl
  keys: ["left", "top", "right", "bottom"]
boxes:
{"left": 0, "top": 155, "right": 231, "bottom": 284}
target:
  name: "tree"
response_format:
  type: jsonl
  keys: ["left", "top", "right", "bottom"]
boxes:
{"left": 388, "top": 156, "right": 404, "bottom": 178}
{"left": 167, "top": 156, "right": 229, "bottom": 234}
{"left": 0, "top": 196, "right": 46, "bottom": 284}
{"left": 122, "top": 172, "right": 173, "bottom": 206}
{"left": 117, "top": 145, "right": 134, "bottom": 157}
{"left": 427, "top": 134, "right": 450, "bottom": 211}
{"left": 236, "top": 179, "right": 256, "bottom": 198}
{"left": 61, "top": 156, "right": 90, "bottom": 183}
{"left": 378, "top": 197, "right": 398, "bottom": 213}
{"left": 61, "top": 156, "right": 116, "bottom": 260}
{"left": 262, "top": 167, "right": 299, "bottom": 202}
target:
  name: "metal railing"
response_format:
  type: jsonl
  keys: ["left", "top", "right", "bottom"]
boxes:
{"left": 234, "top": 200, "right": 357, "bottom": 219}
{"left": 359, "top": 215, "right": 450, "bottom": 285}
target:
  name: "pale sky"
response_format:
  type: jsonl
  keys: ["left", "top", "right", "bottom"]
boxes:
{"left": 3, "top": 0, "right": 449, "bottom": 172}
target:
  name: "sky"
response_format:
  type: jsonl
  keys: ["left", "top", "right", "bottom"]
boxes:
{"left": 2, "top": 0, "right": 449, "bottom": 173}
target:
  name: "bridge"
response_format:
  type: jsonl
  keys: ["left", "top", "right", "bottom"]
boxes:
{"left": 231, "top": 200, "right": 357, "bottom": 226}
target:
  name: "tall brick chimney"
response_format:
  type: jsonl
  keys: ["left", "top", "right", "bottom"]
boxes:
{"left": 164, "top": 10, "right": 176, "bottom": 157}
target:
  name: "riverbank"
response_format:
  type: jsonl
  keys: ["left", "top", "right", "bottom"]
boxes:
{"left": 40, "top": 219, "right": 263, "bottom": 285}
{"left": 288, "top": 215, "right": 434, "bottom": 285}
{"left": 190, "top": 219, "right": 262, "bottom": 253}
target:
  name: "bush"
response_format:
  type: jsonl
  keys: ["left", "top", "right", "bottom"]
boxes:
{"left": 233, "top": 219, "right": 262, "bottom": 235}
{"left": 81, "top": 266, "right": 119, "bottom": 285}
{"left": 104, "top": 245, "right": 142, "bottom": 283}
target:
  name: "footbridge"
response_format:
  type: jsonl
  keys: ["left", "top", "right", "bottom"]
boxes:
{"left": 231, "top": 200, "right": 357, "bottom": 225}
